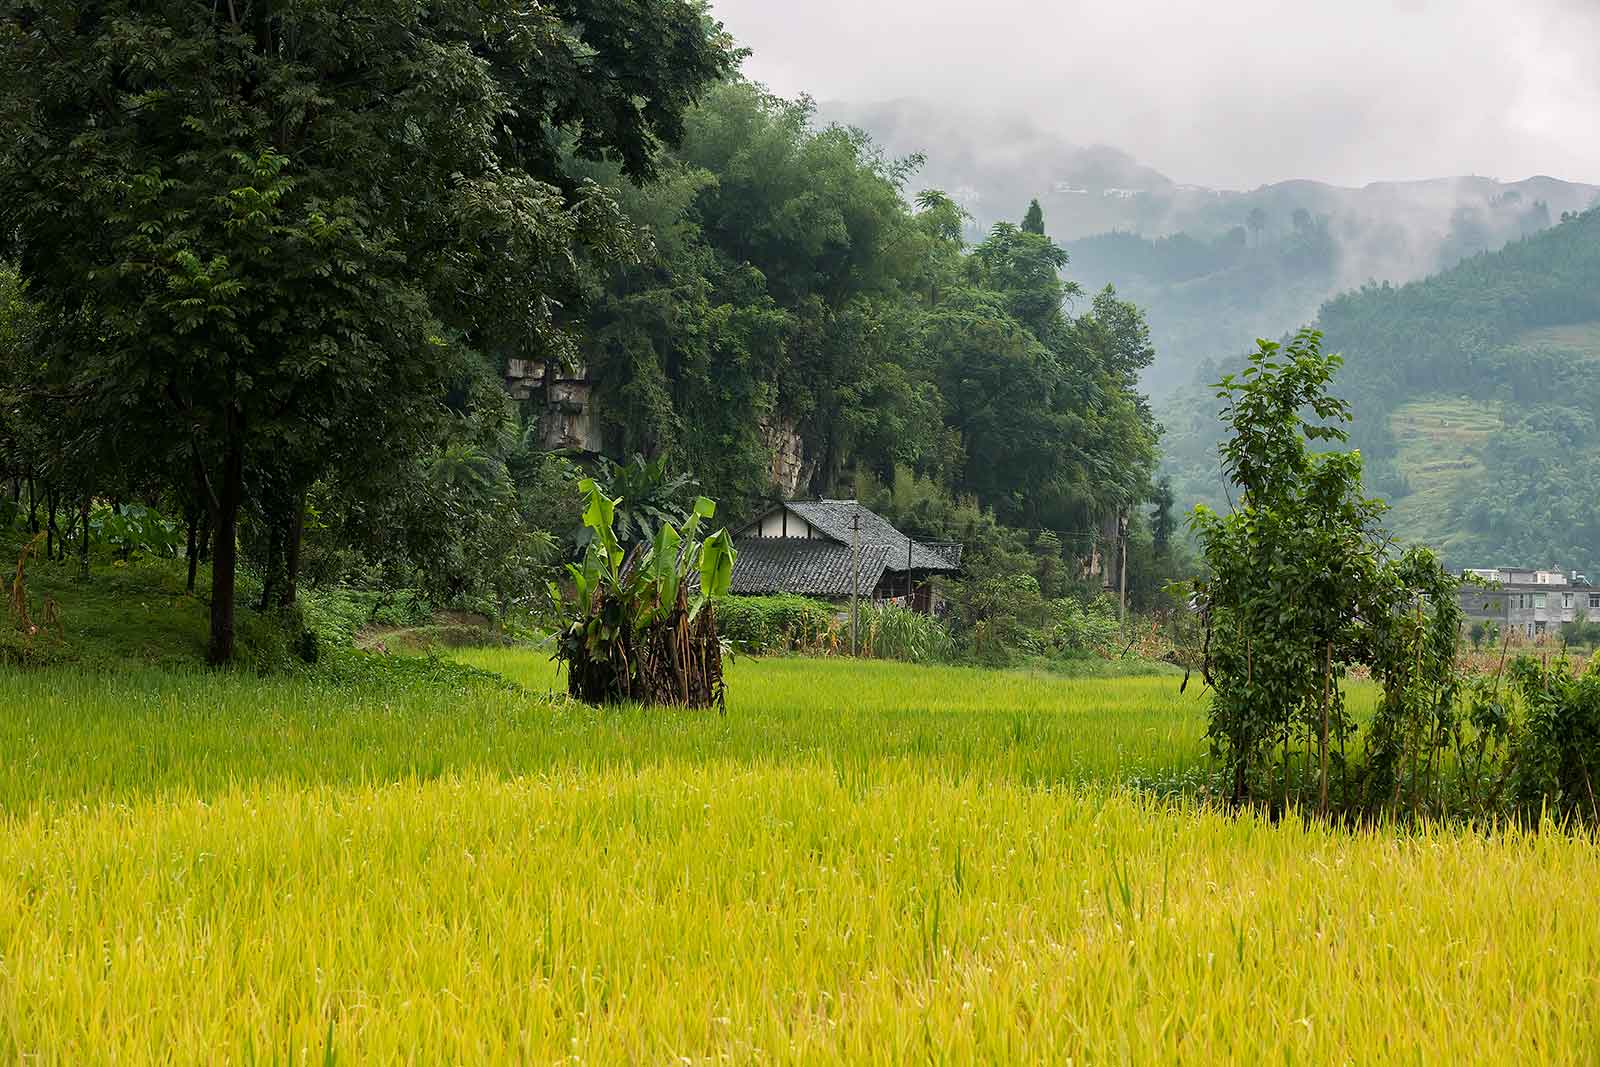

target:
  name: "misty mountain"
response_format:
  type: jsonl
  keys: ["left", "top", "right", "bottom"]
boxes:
{"left": 816, "top": 99, "right": 1175, "bottom": 236}
{"left": 1160, "top": 207, "right": 1600, "bottom": 573}
{"left": 820, "top": 99, "right": 1600, "bottom": 393}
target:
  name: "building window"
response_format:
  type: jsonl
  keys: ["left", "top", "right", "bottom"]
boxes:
{"left": 1591, "top": 593, "right": 1600, "bottom": 610}
{"left": 1534, "top": 593, "right": 1547, "bottom": 610}
{"left": 1564, "top": 593, "right": 1574, "bottom": 611}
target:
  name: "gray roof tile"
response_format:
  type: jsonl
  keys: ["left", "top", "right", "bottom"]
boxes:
{"left": 778, "top": 500, "right": 959, "bottom": 573}
{"left": 728, "top": 538, "right": 890, "bottom": 597}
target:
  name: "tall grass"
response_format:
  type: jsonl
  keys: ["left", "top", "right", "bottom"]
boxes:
{"left": 858, "top": 601, "right": 957, "bottom": 663}
{"left": 1, "top": 652, "right": 1593, "bottom": 1062}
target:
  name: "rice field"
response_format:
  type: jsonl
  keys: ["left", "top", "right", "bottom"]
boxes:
{"left": 2, "top": 652, "right": 1597, "bottom": 1062}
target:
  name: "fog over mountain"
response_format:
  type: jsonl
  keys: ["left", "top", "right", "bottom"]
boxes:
{"left": 819, "top": 99, "right": 1600, "bottom": 393}
{"left": 713, "top": 0, "right": 1600, "bottom": 393}
{"left": 711, "top": 0, "right": 1600, "bottom": 191}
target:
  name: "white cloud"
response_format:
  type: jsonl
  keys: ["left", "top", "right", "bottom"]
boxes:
{"left": 708, "top": 0, "right": 1600, "bottom": 188}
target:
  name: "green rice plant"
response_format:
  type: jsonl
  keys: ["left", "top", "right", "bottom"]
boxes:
{"left": 2, "top": 748, "right": 1597, "bottom": 1061}
{"left": 1, "top": 652, "right": 1592, "bottom": 1062}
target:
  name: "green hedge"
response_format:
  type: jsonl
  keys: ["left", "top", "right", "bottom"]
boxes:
{"left": 716, "top": 595, "right": 839, "bottom": 654}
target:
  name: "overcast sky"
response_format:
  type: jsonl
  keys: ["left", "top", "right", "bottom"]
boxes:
{"left": 707, "top": 0, "right": 1600, "bottom": 190}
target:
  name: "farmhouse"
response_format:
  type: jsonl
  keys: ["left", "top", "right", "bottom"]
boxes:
{"left": 730, "top": 500, "right": 962, "bottom": 612}
{"left": 1458, "top": 566, "right": 1597, "bottom": 639}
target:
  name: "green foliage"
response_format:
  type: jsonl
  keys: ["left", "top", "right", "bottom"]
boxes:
{"left": 1021, "top": 199, "right": 1046, "bottom": 236}
{"left": 1356, "top": 548, "right": 1469, "bottom": 814}
{"left": 1562, "top": 612, "right": 1600, "bottom": 648}
{"left": 299, "top": 586, "right": 432, "bottom": 646}
{"left": 0, "top": 0, "right": 736, "bottom": 662}
{"left": 1508, "top": 654, "right": 1600, "bottom": 822}
{"left": 1045, "top": 596, "right": 1123, "bottom": 657}
{"left": 590, "top": 454, "right": 699, "bottom": 548}
{"left": 715, "top": 595, "right": 838, "bottom": 654}
{"left": 552, "top": 481, "right": 735, "bottom": 706}
{"left": 576, "top": 82, "right": 1160, "bottom": 535}
{"left": 89, "top": 505, "right": 182, "bottom": 560}
{"left": 1192, "top": 331, "right": 1465, "bottom": 811}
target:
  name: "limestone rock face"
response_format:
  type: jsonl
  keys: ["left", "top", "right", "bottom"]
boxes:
{"left": 762, "top": 416, "right": 813, "bottom": 498}
{"left": 502, "top": 364, "right": 813, "bottom": 495}
{"left": 504, "top": 360, "right": 603, "bottom": 453}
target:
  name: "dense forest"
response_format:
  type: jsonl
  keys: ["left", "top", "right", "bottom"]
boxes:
{"left": 0, "top": 4, "right": 1171, "bottom": 664}
{"left": 1162, "top": 205, "right": 1600, "bottom": 571}
{"left": 574, "top": 83, "right": 1159, "bottom": 530}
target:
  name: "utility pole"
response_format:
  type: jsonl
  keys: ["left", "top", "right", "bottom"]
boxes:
{"left": 1119, "top": 511, "right": 1129, "bottom": 633}
{"left": 851, "top": 502, "right": 861, "bottom": 656}
{"left": 907, "top": 532, "right": 913, "bottom": 608}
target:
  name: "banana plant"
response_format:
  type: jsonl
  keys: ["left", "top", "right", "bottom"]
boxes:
{"left": 552, "top": 481, "right": 737, "bottom": 640}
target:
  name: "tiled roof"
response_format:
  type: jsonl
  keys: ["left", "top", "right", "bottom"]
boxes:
{"left": 780, "top": 500, "right": 959, "bottom": 573}
{"left": 728, "top": 538, "right": 890, "bottom": 598}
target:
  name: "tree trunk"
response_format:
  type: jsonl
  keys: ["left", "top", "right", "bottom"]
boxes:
{"left": 45, "top": 488, "right": 58, "bottom": 560}
{"left": 59, "top": 503, "right": 76, "bottom": 561}
{"left": 279, "top": 490, "right": 305, "bottom": 609}
{"left": 197, "top": 511, "right": 213, "bottom": 564}
{"left": 1319, "top": 642, "right": 1332, "bottom": 816}
{"left": 259, "top": 518, "right": 282, "bottom": 612}
{"left": 208, "top": 430, "right": 244, "bottom": 665}
{"left": 78, "top": 495, "right": 90, "bottom": 579}
{"left": 26, "top": 475, "right": 37, "bottom": 533}
{"left": 185, "top": 510, "right": 199, "bottom": 595}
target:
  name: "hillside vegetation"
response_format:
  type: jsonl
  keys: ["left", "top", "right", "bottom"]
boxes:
{"left": 1163, "top": 207, "right": 1600, "bottom": 571}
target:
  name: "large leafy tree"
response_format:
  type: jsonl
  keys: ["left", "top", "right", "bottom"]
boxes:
{"left": 572, "top": 89, "right": 1160, "bottom": 553}
{"left": 0, "top": 0, "right": 734, "bottom": 661}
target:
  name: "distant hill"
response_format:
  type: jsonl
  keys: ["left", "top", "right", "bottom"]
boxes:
{"left": 1160, "top": 207, "right": 1600, "bottom": 574}
{"left": 820, "top": 100, "right": 1600, "bottom": 393}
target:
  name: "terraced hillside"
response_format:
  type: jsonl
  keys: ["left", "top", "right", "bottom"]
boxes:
{"left": 1162, "top": 208, "right": 1600, "bottom": 571}
{"left": 1515, "top": 322, "right": 1600, "bottom": 364}
{"left": 1386, "top": 398, "right": 1502, "bottom": 553}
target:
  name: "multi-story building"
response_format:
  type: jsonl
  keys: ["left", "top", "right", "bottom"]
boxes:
{"left": 1459, "top": 567, "right": 1597, "bottom": 639}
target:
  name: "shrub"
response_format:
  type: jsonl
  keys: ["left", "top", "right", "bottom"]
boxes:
{"left": 859, "top": 602, "right": 956, "bottom": 664}
{"left": 1561, "top": 612, "right": 1600, "bottom": 648}
{"left": 1508, "top": 654, "right": 1600, "bottom": 823}
{"left": 301, "top": 585, "right": 432, "bottom": 645}
{"left": 716, "top": 595, "right": 838, "bottom": 654}
{"left": 948, "top": 573, "right": 1047, "bottom": 664}
{"left": 1045, "top": 596, "right": 1122, "bottom": 657}
{"left": 234, "top": 606, "right": 312, "bottom": 675}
